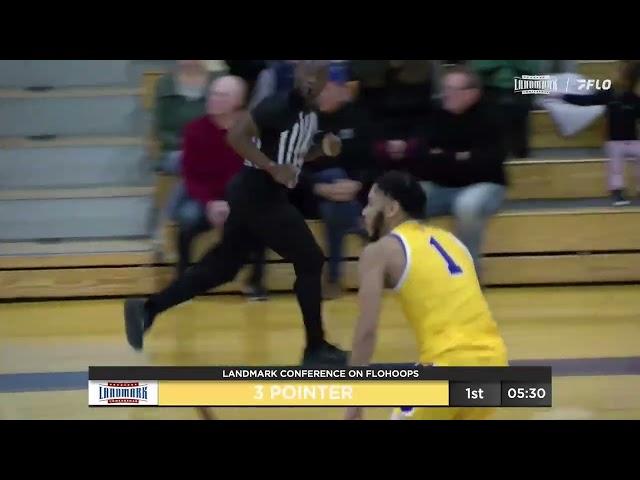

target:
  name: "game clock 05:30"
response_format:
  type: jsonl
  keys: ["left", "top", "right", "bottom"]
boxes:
{"left": 501, "top": 382, "right": 552, "bottom": 407}
{"left": 507, "top": 386, "right": 546, "bottom": 400}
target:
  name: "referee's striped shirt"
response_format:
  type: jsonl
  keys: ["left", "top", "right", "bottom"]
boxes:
{"left": 246, "top": 90, "right": 318, "bottom": 172}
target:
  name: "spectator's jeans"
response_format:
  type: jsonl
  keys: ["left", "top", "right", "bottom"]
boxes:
{"left": 420, "top": 181, "right": 506, "bottom": 277}
{"left": 314, "top": 168, "right": 363, "bottom": 284}
{"left": 161, "top": 151, "right": 184, "bottom": 221}
{"left": 175, "top": 194, "right": 266, "bottom": 287}
{"left": 162, "top": 151, "right": 182, "bottom": 175}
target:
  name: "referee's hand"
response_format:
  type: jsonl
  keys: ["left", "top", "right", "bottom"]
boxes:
{"left": 268, "top": 163, "right": 298, "bottom": 187}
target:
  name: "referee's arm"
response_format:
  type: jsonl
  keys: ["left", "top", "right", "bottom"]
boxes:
{"left": 227, "top": 111, "right": 276, "bottom": 173}
{"left": 227, "top": 111, "right": 298, "bottom": 187}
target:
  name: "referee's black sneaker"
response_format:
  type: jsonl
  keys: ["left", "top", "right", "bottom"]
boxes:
{"left": 302, "top": 341, "right": 349, "bottom": 366}
{"left": 124, "top": 298, "right": 154, "bottom": 351}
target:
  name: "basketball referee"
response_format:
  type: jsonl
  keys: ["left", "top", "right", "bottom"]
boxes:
{"left": 124, "top": 61, "right": 348, "bottom": 366}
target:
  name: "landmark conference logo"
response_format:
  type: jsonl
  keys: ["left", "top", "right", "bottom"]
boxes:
{"left": 514, "top": 74, "right": 613, "bottom": 95}
{"left": 88, "top": 380, "right": 159, "bottom": 406}
{"left": 514, "top": 75, "right": 558, "bottom": 95}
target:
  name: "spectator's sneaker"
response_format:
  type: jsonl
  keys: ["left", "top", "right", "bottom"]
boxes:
{"left": 124, "top": 298, "right": 153, "bottom": 351}
{"left": 244, "top": 285, "right": 269, "bottom": 302}
{"left": 612, "top": 190, "right": 630, "bottom": 206}
{"left": 302, "top": 341, "right": 350, "bottom": 366}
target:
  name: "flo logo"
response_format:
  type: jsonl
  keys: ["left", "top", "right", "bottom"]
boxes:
{"left": 576, "top": 79, "right": 612, "bottom": 91}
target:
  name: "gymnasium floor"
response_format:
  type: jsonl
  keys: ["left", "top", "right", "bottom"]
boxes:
{"left": 1, "top": 285, "right": 639, "bottom": 420}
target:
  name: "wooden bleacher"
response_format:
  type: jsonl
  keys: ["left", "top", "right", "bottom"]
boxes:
{"left": 0, "top": 135, "right": 145, "bottom": 149}
{"left": 1, "top": 61, "right": 635, "bottom": 300}
{"left": 577, "top": 60, "right": 620, "bottom": 82}
{"left": 0, "top": 186, "right": 154, "bottom": 201}
{"left": 529, "top": 110, "right": 606, "bottom": 149}
{"left": 3, "top": 205, "right": 640, "bottom": 298}
{"left": 155, "top": 157, "right": 626, "bottom": 210}
{"left": 506, "top": 159, "right": 632, "bottom": 200}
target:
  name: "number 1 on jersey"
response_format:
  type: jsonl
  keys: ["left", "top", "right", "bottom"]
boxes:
{"left": 429, "top": 236, "right": 463, "bottom": 275}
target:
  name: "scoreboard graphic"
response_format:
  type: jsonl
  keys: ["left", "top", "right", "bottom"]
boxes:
{"left": 88, "top": 365, "right": 552, "bottom": 408}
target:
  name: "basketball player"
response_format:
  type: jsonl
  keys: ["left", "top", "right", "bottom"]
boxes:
{"left": 124, "top": 61, "right": 349, "bottom": 366}
{"left": 344, "top": 171, "right": 508, "bottom": 420}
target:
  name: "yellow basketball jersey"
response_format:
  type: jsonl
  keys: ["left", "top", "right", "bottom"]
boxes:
{"left": 390, "top": 221, "right": 508, "bottom": 367}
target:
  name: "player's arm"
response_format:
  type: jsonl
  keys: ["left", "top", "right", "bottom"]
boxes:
{"left": 350, "top": 241, "right": 387, "bottom": 367}
{"left": 345, "top": 241, "right": 387, "bottom": 421}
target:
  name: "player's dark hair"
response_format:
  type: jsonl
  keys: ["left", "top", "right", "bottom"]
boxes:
{"left": 375, "top": 170, "right": 427, "bottom": 219}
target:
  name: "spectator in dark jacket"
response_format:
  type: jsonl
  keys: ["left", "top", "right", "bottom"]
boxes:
{"left": 562, "top": 61, "right": 640, "bottom": 206}
{"left": 412, "top": 65, "right": 506, "bottom": 279}
{"left": 176, "top": 75, "right": 267, "bottom": 300}
{"left": 357, "top": 61, "right": 434, "bottom": 168}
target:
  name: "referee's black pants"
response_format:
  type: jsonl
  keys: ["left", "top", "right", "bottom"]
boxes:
{"left": 146, "top": 168, "right": 326, "bottom": 348}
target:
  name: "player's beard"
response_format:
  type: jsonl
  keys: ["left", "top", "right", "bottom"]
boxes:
{"left": 369, "top": 211, "right": 385, "bottom": 242}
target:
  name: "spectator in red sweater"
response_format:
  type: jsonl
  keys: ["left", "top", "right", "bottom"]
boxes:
{"left": 176, "top": 75, "right": 267, "bottom": 300}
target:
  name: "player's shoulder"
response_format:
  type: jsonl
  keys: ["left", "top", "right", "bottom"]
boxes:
{"left": 358, "top": 238, "right": 400, "bottom": 279}
{"left": 361, "top": 235, "right": 405, "bottom": 263}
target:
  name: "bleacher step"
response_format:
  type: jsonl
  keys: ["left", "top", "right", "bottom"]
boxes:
{"left": 161, "top": 200, "right": 640, "bottom": 265}
{"left": 0, "top": 186, "right": 154, "bottom": 241}
{"left": 0, "top": 135, "right": 145, "bottom": 149}
{"left": 0, "top": 186, "right": 153, "bottom": 201}
{"left": 0, "top": 60, "right": 177, "bottom": 89}
{"left": 0, "top": 239, "right": 154, "bottom": 268}
{"left": 577, "top": 60, "right": 620, "bottom": 81}
{"left": 0, "top": 143, "right": 149, "bottom": 189}
{"left": 0, "top": 87, "right": 145, "bottom": 137}
{"left": 0, "top": 87, "right": 140, "bottom": 99}
{"left": 2, "top": 252, "right": 639, "bottom": 299}
{"left": 530, "top": 110, "right": 606, "bottom": 149}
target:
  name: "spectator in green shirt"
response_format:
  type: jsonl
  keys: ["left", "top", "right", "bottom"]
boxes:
{"left": 154, "top": 60, "right": 213, "bottom": 174}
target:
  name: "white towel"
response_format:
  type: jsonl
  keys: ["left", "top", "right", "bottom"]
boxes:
{"left": 535, "top": 73, "right": 605, "bottom": 137}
